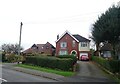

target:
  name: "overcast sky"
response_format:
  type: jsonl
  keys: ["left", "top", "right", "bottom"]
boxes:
{"left": 0, "top": 0, "right": 119, "bottom": 50}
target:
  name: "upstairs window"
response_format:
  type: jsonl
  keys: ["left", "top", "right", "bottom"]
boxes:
{"left": 72, "top": 40, "right": 76, "bottom": 47}
{"left": 81, "top": 42, "right": 87, "bottom": 47}
{"left": 46, "top": 46, "right": 49, "bottom": 49}
{"left": 60, "top": 42, "right": 67, "bottom": 48}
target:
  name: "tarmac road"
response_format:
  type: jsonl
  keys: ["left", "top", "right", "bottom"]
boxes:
{"left": 2, "top": 67, "right": 57, "bottom": 82}
{"left": 1, "top": 61, "right": 117, "bottom": 83}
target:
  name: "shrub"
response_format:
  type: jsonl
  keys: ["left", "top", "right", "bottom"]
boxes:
{"left": 26, "top": 53, "right": 39, "bottom": 56}
{"left": 92, "top": 56, "right": 120, "bottom": 73}
{"left": 57, "top": 55, "right": 77, "bottom": 65}
{"left": 5, "top": 54, "right": 25, "bottom": 63}
{"left": 2, "top": 52, "right": 7, "bottom": 62}
{"left": 24, "top": 55, "right": 75, "bottom": 71}
{"left": 16, "top": 55, "right": 26, "bottom": 62}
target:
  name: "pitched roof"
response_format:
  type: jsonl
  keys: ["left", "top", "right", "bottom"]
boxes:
{"left": 36, "top": 44, "right": 45, "bottom": 52}
{"left": 100, "top": 43, "right": 113, "bottom": 51}
{"left": 36, "top": 44, "right": 45, "bottom": 49}
{"left": 45, "top": 42, "right": 55, "bottom": 49}
{"left": 56, "top": 30, "right": 90, "bottom": 43}
{"left": 56, "top": 30, "right": 79, "bottom": 43}
{"left": 73, "top": 34, "right": 90, "bottom": 42}
{"left": 23, "top": 42, "right": 55, "bottom": 54}
{"left": 22, "top": 48, "right": 37, "bottom": 53}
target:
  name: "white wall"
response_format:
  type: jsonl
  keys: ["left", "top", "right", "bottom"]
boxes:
{"left": 79, "top": 42, "right": 90, "bottom": 51}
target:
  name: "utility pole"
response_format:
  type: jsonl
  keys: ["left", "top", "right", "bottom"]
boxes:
{"left": 18, "top": 22, "right": 23, "bottom": 56}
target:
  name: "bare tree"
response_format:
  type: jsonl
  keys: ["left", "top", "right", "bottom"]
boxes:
{"left": 1, "top": 43, "right": 23, "bottom": 54}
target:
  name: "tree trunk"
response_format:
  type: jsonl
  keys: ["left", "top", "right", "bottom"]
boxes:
{"left": 112, "top": 43, "right": 118, "bottom": 60}
{"left": 96, "top": 43, "right": 100, "bottom": 56}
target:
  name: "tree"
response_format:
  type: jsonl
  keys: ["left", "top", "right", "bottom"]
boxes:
{"left": 1, "top": 43, "right": 23, "bottom": 54}
{"left": 91, "top": 5, "right": 120, "bottom": 59}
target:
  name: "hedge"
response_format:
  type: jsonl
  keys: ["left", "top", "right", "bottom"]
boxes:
{"left": 91, "top": 56, "right": 120, "bottom": 73}
{"left": 24, "top": 55, "right": 76, "bottom": 71}
{"left": 57, "top": 55, "right": 77, "bottom": 65}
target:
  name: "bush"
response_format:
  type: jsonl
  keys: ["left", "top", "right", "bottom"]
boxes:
{"left": 25, "top": 53, "right": 40, "bottom": 56}
{"left": 92, "top": 56, "right": 120, "bottom": 73}
{"left": 24, "top": 55, "right": 75, "bottom": 71}
{"left": 57, "top": 55, "right": 77, "bottom": 65}
{"left": 2, "top": 52, "right": 7, "bottom": 62}
{"left": 5, "top": 54, "right": 25, "bottom": 63}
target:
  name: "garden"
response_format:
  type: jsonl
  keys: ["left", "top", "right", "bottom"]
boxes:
{"left": 2, "top": 53, "right": 78, "bottom": 76}
{"left": 23, "top": 55, "right": 77, "bottom": 71}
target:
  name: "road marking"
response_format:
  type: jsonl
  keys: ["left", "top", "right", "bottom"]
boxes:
{"left": 0, "top": 78, "right": 7, "bottom": 82}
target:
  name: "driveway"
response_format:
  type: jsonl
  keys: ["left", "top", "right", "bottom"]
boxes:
{"left": 59, "top": 61, "right": 115, "bottom": 82}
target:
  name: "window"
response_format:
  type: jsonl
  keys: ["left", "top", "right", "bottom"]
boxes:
{"left": 59, "top": 50, "right": 68, "bottom": 55}
{"left": 46, "top": 46, "right": 49, "bottom": 49}
{"left": 103, "top": 51, "right": 111, "bottom": 57}
{"left": 72, "top": 40, "right": 75, "bottom": 47}
{"left": 32, "top": 46, "right": 38, "bottom": 50}
{"left": 60, "top": 42, "right": 67, "bottom": 48}
{"left": 81, "top": 42, "right": 87, "bottom": 47}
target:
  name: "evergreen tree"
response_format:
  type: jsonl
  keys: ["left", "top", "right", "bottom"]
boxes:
{"left": 91, "top": 5, "right": 120, "bottom": 59}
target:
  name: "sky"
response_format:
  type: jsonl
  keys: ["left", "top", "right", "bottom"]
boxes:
{"left": 0, "top": 0, "right": 119, "bottom": 50}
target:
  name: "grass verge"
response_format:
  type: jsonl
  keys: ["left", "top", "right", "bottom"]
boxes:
{"left": 16, "top": 64, "right": 75, "bottom": 77}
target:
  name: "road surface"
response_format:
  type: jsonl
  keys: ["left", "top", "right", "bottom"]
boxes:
{"left": 2, "top": 66, "right": 57, "bottom": 82}
{"left": 1, "top": 61, "right": 117, "bottom": 83}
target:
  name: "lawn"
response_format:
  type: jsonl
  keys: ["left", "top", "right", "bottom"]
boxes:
{"left": 16, "top": 64, "right": 75, "bottom": 77}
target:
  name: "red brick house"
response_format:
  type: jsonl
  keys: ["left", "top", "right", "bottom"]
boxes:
{"left": 23, "top": 42, "right": 55, "bottom": 56}
{"left": 56, "top": 30, "right": 90, "bottom": 60}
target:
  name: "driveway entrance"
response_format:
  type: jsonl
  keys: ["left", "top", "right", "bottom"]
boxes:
{"left": 59, "top": 61, "right": 115, "bottom": 82}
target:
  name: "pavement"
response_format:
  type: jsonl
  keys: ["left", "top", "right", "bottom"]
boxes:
{"left": 13, "top": 67, "right": 64, "bottom": 81}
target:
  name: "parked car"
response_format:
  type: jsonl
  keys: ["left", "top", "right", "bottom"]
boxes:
{"left": 81, "top": 55, "right": 89, "bottom": 61}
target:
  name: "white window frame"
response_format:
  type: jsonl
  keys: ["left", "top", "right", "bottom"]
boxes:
{"left": 59, "top": 50, "right": 68, "bottom": 55}
{"left": 60, "top": 42, "right": 67, "bottom": 48}
{"left": 81, "top": 42, "right": 87, "bottom": 47}
{"left": 72, "top": 40, "right": 76, "bottom": 47}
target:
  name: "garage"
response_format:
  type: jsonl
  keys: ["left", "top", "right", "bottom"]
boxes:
{"left": 79, "top": 53, "right": 89, "bottom": 60}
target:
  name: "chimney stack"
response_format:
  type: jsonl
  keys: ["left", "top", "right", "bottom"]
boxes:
{"left": 57, "top": 34, "right": 59, "bottom": 40}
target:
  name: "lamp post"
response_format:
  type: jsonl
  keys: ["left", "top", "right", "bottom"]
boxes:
{"left": 18, "top": 22, "right": 23, "bottom": 56}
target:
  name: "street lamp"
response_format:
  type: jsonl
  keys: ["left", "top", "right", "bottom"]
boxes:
{"left": 18, "top": 22, "right": 23, "bottom": 56}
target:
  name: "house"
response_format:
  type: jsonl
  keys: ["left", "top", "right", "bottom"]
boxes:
{"left": 100, "top": 43, "right": 113, "bottom": 58}
{"left": 23, "top": 42, "right": 56, "bottom": 56}
{"left": 100, "top": 43, "right": 120, "bottom": 60}
{"left": 55, "top": 30, "right": 90, "bottom": 60}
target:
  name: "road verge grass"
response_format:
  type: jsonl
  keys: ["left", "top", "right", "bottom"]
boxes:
{"left": 16, "top": 64, "right": 75, "bottom": 77}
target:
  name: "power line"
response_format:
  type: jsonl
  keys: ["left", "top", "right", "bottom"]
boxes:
{"left": 24, "top": 11, "right": 105, "bottom": 24}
